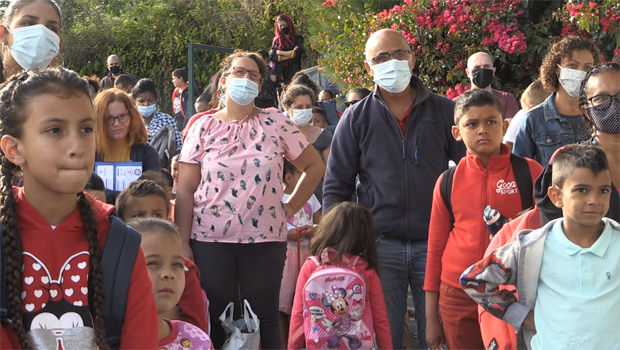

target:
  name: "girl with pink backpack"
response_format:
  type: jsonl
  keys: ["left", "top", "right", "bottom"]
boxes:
{"left": 288, "top": 202, "right": 392, "bottom": 350}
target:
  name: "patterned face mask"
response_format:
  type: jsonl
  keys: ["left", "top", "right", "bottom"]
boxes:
{"left": 585, "top": 98, "right": 620, "bottom": 134}
{"left": 557, "top": 64, "right": 586, "bottom": 98}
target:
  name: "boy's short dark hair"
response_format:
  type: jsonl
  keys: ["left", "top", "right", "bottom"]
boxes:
{"left": 521, "top": 80, "right": 550, "bottom": 108}
{"left": 139, "top": 170, "right": 171, "bottom": 194}
{"left": 312, "top": 107, "right": 327, "bottom": 121}
{"left": 319, "top": 89, "right": 334, "bottom": 100}
{"left": 172, "top": 68, "right": 188, "bottom": 83}
{"left": 114, "top": 74, "right": 134, "bottom": 89}
{"left": 85, "top": 172, "right": 106, "bottom": 191}
{"left": 116, "top": 179, "right": 170, "bottom": 219}
{"left": 454, "top": 89, "right": 504, "bottom": 125}
{"left": 196, "top": 92, "right": 212, "bottom": 104}
{"left": 348, "top": 87, "right": 371, "bottom": 99}
{"left": 551, "top": 144, "right": 610, "bottom": 189}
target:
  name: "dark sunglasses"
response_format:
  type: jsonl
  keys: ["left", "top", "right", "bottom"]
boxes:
{"left": 344, "top": 100, "right": 360, "bottom": 107}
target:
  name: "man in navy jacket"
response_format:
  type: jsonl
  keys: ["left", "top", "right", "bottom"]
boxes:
{"left": 323, "top": 29, "right": 465, "bottom": 349}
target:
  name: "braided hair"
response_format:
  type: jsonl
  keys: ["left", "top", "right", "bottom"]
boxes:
{"left": 0, "top": 67, "right": 109, "bottom": 349}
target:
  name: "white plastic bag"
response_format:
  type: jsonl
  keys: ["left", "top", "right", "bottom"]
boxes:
{"left": 220, "top": 299, "right": 260, "bottom": 350}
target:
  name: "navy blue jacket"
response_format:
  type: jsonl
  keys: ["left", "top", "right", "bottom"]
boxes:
{"left": 323, "top": 76, "right": 466, "bottom": 241}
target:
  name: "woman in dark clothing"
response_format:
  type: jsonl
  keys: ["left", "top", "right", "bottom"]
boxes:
{"left": 269, "top": 14, "right": 304, "bottom": 84}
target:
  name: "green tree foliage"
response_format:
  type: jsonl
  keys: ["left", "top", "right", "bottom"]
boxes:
{"left": 60, "top": 0, "right": 317, "bottom": 112}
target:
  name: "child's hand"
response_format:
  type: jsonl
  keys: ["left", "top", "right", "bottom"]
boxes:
{"left": 303, "top": 225, "right": 317, "bottom": 240}
{"left": 426, "top": 318, "right": 446, "bottom": 350}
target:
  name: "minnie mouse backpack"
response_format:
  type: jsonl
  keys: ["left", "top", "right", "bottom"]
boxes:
{"left": 300, "top": 251, "right": 375, "bottom": 350}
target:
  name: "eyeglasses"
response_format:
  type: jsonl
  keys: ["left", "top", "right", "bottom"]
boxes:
{"left": 344, "top": 100, "right": 360, "bottom": 107}
{"left": 108, "top": 113, "right": 130, "bottom": 125}
{"left": 228, "top": 66, "right": 261, "bottom": 81}
{"left": 367, "top": 49, "right": 412, "bottom": 65}
{"left": 588, "top": 92, "right": 620, "bottom": 106}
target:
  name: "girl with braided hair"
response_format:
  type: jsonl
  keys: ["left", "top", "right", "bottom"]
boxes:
{"left": 0, "top": 67, "right": 157, "bottom": 349}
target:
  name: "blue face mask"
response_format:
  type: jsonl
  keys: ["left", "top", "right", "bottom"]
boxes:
{"left": 138, "top": 104, "right": 157, "bottom": 117}
{"left": 7, "top": 24, "right": 60, "bottom": 70}
{"left": 371, "top": 58, "right": 412, "bottom": 93}
{"left": 227, "top": 78, "right": 259, "bottom": 106}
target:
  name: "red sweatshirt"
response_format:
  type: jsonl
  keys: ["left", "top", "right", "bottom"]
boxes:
{"left": 288, "top": 253, "right": 392, "bottom": 350}
{"left": 178, "top": 258, "right": 209, "bottom": 333}
{"left": 478, "top": 208, "right": 541, "bottom": 350}
{"left": 424, "top": 145, "right": 542, "bottom": 292}
{"left": 1, "top": 188, "right": 158, "bottom": 349}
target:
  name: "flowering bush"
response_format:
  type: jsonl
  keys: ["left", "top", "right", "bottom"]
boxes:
{"left": 312, "top": 0, "right": 619, "bottom": 99}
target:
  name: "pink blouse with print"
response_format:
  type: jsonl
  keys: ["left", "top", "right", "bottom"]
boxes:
{"left": 179, "top": 108, "right": 309, "bottom": 244}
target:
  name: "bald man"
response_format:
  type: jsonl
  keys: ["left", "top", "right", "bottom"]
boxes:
{"left": 456, "top": 52, "right": 519, "bottom": 121}
{"left": 101, "top": 54, "right": 137, "bottom": 90}
{"left": 323, "top": 29, "right": 465, "bottom": 349}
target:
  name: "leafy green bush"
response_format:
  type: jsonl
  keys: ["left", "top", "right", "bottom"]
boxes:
{"left": 312, "top": 0, "right": 619, "bottom": 100}
{"left": 61, "top": 0, "right": 317, "bottom": 112}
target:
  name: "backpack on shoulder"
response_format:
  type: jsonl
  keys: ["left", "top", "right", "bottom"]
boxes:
{"left": 0, "top": 216, "right": 141, "bottom": 350}
{"left": 301, "top": 251, "right": 375, "bottom": 350}
{"left": 440, "top": 153, "right": 533, "bottom": 225}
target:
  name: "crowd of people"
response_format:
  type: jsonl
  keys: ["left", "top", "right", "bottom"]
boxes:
{"left": 0, "top": 0, "right": 619, "bottom": 349}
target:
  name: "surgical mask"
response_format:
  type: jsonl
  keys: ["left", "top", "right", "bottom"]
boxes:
{"left": 557, "top": 64, "right": 586, "bottom": 98}
{"left": 227, "top": 78, "right": 259, "bottom": 106}
{"left": 585, "top": 98, "right": 620, "bottom": 134}
{"left": 7, "top": 24, "right": 60, "bottom": 70}
{"left": 109, "top": 65, "right": 121, "bottom": 75}
{"left": 291, "top": 108, "right": 313, "bottom": 126}
{"left": 138, "top": 104, "right": 157, "bottom": 117}
{"left": 371, "top": 59, "right": 412, "bottom": 93}
{"left": 471, "top": 68, "right": 494, "bottom": 89}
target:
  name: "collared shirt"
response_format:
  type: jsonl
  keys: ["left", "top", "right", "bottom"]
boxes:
{"left": 146, "top": 111, "right": 182, "bottom": 151}
{"left": 532, "top": 219, "right": 620, "bottom": 350}
{"left": 513, "top": 92, "right": 584, "bottom": 167}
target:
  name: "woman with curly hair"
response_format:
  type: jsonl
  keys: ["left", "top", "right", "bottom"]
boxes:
{"left": 513, "top": 36, "right": 601, "bottom": 166}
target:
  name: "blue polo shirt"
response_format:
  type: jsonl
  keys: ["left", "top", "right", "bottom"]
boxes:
{"left": 532, "top": 218, "right": 620, "bottom": 350}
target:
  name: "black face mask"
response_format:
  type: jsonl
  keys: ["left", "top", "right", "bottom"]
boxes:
{"left": 109, "top": 65, "right": 121, "bottom": 75}
{"left": 471, "top": 68, "right": 494, "bottom": 89}
{"left": 279, "top": 27, "right": 290, "bottom": 35}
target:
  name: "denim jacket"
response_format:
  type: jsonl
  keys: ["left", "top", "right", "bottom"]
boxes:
{"left": 512, "top": 93, "right": 577, "bottom": 167}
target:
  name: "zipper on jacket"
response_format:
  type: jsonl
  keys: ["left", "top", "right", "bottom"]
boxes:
{"left": 376, "top": 96, "right": 410, "bottom": 241}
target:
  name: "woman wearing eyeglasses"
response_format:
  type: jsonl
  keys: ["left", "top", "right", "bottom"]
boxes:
{"left": 94, "top": 89, "right": 160, "bottom": 180}
{"left": 579, "top": 62, "right": 620, "bottom": 190}
{"left": 176, "top": 51, "right": 324, "bottom": 349}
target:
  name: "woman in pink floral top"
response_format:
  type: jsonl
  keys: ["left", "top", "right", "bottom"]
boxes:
{"left": 176, "top": 51, "right": 324, "bottom": 349}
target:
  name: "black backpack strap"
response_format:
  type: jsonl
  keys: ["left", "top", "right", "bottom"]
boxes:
{"left": 510, "top": 154, "right": 533, "bottom": 211}
{"left": 0, "top": 222, "right": 8, "bottom": 323}
{"left": 102, "top": 216, "right": 142, "bottom": 349}
{"left": 440, "top": 166, "right": 457, "bottom": 226}
{"left": 129, "top": 145, "right": 147, "bottom": 163}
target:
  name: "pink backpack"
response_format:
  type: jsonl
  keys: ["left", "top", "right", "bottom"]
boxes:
{"left": 302, "top": 251, "right": 375, "bottom": 350}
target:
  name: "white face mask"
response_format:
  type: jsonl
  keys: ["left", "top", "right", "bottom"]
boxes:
{"left": 291, "top": 108, "right": 313, "bottom": 126}
{"left": 371, "top": 58, "right": 412, "bottom": 93}
{"left": 227, "top": 78, "right": 259, "bottom": 106}
{"left": 557, "top": 64, "right": 586, "bottom": 98}
{"left": 7, "top": 24, "right": 60, "bottom": 70}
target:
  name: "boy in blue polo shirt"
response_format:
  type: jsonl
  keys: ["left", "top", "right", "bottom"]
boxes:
{"left": 460, "top": 144, "right": 620, "bottom": 350}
